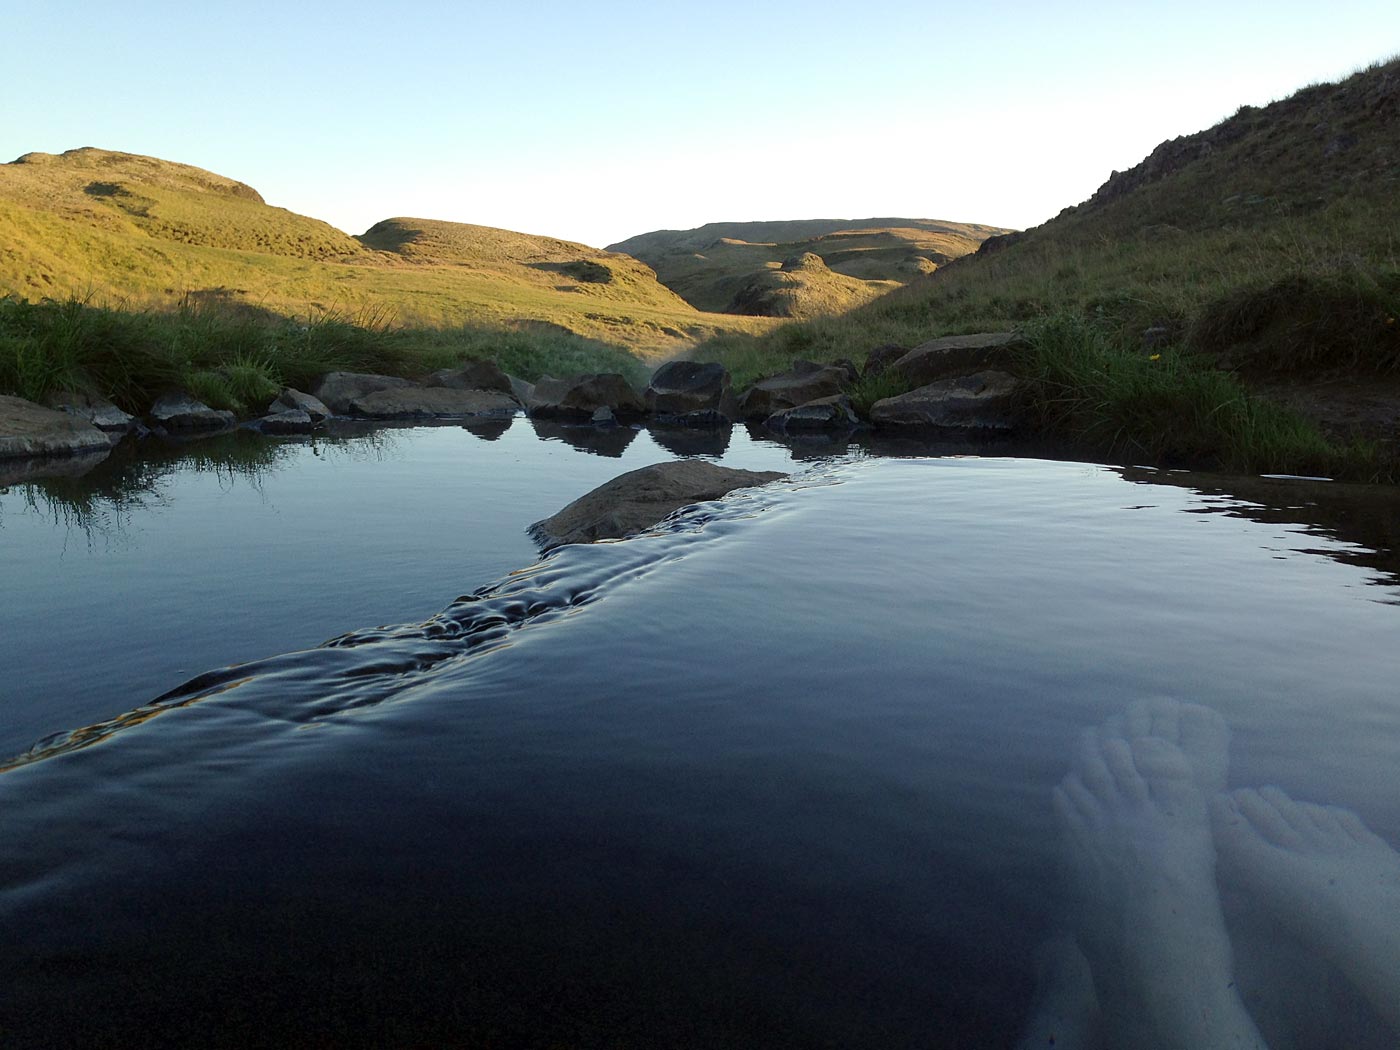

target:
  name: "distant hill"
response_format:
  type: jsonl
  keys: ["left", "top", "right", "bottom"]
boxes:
{"left": 0, "top": 148, "right": 769, "bottom": 354}
{"left": 607, "top": 217, "right": 1010, "bottom": 318}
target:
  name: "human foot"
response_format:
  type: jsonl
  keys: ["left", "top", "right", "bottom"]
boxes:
{"left": 1053, "top": 717, "right": 1266, "bottom": 1049}
{"left": 1015, "top": 934, "right": 1101, "bottom": 1050}
{"left": 1213, "top": 786, "right": 1400, "bottom": 1033}
{"left": 1104, "top": 697, "right": 1230, "bottom": 796}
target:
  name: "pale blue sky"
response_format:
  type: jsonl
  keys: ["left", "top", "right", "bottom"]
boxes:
{"left": 7, "top": 2, "right": 1397, "bottom": 246}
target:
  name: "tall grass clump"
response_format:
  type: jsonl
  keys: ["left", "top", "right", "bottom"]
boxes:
{"left": 1015, "top": 314, "right": 1387, "bottom": 478}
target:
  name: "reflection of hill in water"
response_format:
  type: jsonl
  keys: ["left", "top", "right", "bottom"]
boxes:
{"left": 1119, "top": 466, "right": 1400, "bottom": 589}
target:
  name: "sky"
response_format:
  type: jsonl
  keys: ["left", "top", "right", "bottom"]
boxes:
{"left": 7, "top": 1, "right": 1398, "bottom": 248}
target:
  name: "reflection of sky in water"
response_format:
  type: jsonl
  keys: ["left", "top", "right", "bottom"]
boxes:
{"left": 2, "top": 449, "right": 1400, "bottom": 1047}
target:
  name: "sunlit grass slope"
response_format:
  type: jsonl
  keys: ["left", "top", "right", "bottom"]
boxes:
{"left": 608, "top": 218, "right": 1010, "bottom": 317}
{"left": 0, "top": 148, "right": 772, "bottom": 356}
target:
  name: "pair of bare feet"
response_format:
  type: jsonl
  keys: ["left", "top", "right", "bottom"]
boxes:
{"left": 1018, "top": 699, "right": 1400, "bottom": 1049}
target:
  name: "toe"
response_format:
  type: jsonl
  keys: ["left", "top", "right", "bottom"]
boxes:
{"left": 1102, "top": 736, "right": 1149, "bottom": 803}
{"left": 1235, "top": 787, "right": 1305, "bottom": 848}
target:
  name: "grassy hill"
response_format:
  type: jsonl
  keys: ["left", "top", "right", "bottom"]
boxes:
{"left": 693, "top": 57, "right": 1400, "bottom": 478}
{"left": 0, "top": 148, "right": 770, "bottom": 355}
{"left": 607, "top": 217, "right": 1009, "bottom": 317}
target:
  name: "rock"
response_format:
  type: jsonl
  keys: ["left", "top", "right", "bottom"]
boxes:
{"left": 528, "top": 460, "right": 786, "bottom": 550}
{"left": 863, "top": 344, "right": 909, "bottom": 378}
{"left": 870, "top": 371, "right": 1022, "bottom": 432}
{"left": 591, "top": 406, "right": 618, "bottom": 426}
{"left": 508, "top": 375, "right": 535, "bottom": 405}
{"left": 311, "top": 372, "right": 412, "bottom": 415}
{"left": 767, "top": 394, "right": 861, "bottom": 432}
{"left": 252, "top": 409, "right": 315, "bottom": 434}
{"left": 267, "top": 388, "right": 331, "bottom": 421}
{"left": 736, "top": 365, "right": 849, "bottom": 420}
{"left": 527, "top": 373, "right": 646, "bottom": 421}
{"left": 830, "top": 358, "right": 861, "bottom": 384}
{"left": 0, "top": 446, "right": 111, "bottom": 486}
{"left": 347, "top": 387, "right": 519, "bottom": 420}
{"left": 44, "top": 391, "right": 135, "bottom": 434}
{"left": 148, "top": 393, "right": 238, "bottom": 431}
{"left": 890, "top": 332, "right": 1025, "bottom": 388}
{"left": 428, "top": 359, "right": 514, "bottom": 396}
{"left": 0, "top": 395, "right": 113, "bottom": 460}
{"left": 645, "top": 360, "right": 739, "bottom": 423}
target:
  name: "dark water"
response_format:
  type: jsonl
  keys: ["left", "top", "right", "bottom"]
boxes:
{"left": 3, "top": 427, "right": 1400, "bottom": 1048}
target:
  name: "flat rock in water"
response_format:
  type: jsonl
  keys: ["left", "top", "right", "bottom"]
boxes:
{"left": 267, "top": 388, "right": 331, "bottom": 421}
{"left": 767, "top": 394, "right": 860, "bottom": 432}
{"left": 45, "top": 391, "right": 135, "bottom": 433}
{"left": 149, "top": 393, "right": 238, "bottom": 431}
{"left": 348, "top": 387, "right": 519, "bottom": 420}
{"left": 252, "top": 409, "right": 316, "bottom": 434}
{"left": 311, "top": 372, "right": 412, "bottom": 415}
{"left": 891, "top": 332, "right": 1025, "bottom": 388}
{"left": 527, "top": 373, "right": 647, "bottom": 421}
{"left": 870, "top": 371, "right": 1022, "bottom": 432}
{"left": 737, "top": 365, "right": 849, "bottom": 420}
{"left": 528, "top": 460, "right": 786, "bottom": 550}
{"left": 0, "top": 394, "right": 120, "bottom": 459}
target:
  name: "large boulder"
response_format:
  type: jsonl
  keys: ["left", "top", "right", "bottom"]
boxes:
{"left": 148, "top": 393, "right": 237, "bottom": 431}
{"left": 528, "top": 460, "right": 786, "bottom": 550}
{"left": 0, "top": 395, "right": 113, "bottom": 459}
{"left": 890, "top": 332, "right": 1025, "bottom": 388}
{"left": 870, "top": 371, "right": 1022, "bottom": 432}
{"left": 311, "top": 372, "right": 412, "bottom": 415}
{"left": 645, "top": 360, "right": 739, "bottom": 424}
{"left": 767, "top": 394, "right": 860, "bottom": 432}
{"left": 736, "top": 365, "right": 849, "bottom": 420}
{"left": 45, "top": 391, "right": 135, "bottom": 434}
{"left": 527, "top": 373, "right": 647, "bottom": 421}
{"left": 428, "top": 359, "right": 514, "bottom": 396}
{"left": 267, "top": 388, "right": 331, "bottom": 422}
{"left": 347, "top": 387, "right": 519, "bottom": 420}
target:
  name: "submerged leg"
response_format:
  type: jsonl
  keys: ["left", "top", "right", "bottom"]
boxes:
{"left": 1213, "top": 786, "right": 1400, "bottom": 1034}
{"left": 1053, "top": 706, "right": 1267, "bottom": 1049}
{"left": 1015, "top": 933, "right": 1102, "bottom": 1050}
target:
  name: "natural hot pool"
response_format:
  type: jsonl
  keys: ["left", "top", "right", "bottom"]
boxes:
{"left": 3, "top": 420, "right": 1399, "bottom": 1048}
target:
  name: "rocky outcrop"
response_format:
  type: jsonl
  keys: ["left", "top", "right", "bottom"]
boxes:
{"left": 528, "top": 460, "right": 786, "bottom": 550}
{"left": 870, "top": 371, "right": 1022, "bottom": 432}
{"left": 0, "top": 395, "right": 113, "bottom": 459}
{"left": 889, "top": 332, "right": 1025, "bottom": 388}
{"left": 267, "top": 388, "right": 330, "bottom": 422}
{"left": 311, "top": 372, "right": 411, "bottom": 415}
{"left": 645, "top": 361, "right": 739, "bottom": 424}
{"left": 767, "top": 394, "right": 860, "bottom": 432}
{"left": 527, "top": 373, "right": 646, "bottom": 421}
{"left": 148, "top": 393, "right": 237, "bottom": 431}
{"left": 45, "top": 391, "right": 135, "bottom": 434}
{"left": 736, "top": 365, "right": 849, "bottom": 420}
{"left": 428, "top": 359, "right": 514, "bottom": 396}
{"left": 348, "top": 387, "right": 519, "bottom": 420}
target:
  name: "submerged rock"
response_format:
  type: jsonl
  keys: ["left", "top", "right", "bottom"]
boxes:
{"left": 0, "top": 395, "right": 113, "bottom": 460}
{"left": 148, "top": 393, "right": 237, "bottom": 431}
{"left": 870, "top": 371, "right": 1022, "bottom": 432}
{"left": 311, "top": 372, "right": 412, "bottom": 415}
{"left": 527, "top": 373, "right": 646, "bottom": 421}
{"left": 347, "top": 387, "right": 519, "bottom": 420}
{"left": 890, "top": 332, "right": 1025, "bottom": 388}
{"left": 645, "top": 360, "right": 739, "bottom": 424}
{"left": 528, "top": 460, "right": 786, "bottom": 550}
{"left": 736, "top": 365, "right": 849, "bottom": 420}
{"left": 267, "top": 388, "right": 331, "bottom": 422}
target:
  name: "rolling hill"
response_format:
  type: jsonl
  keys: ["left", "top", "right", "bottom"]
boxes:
{"left": 0, "top": 148, "right": 771, "bottom": 354}
{"left": 607, "top": 217, "right": 1010, "bottom": 318}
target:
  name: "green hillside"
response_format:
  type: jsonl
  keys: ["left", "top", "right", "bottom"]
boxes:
{"left": 693, "top": 57, "right": 1400, "bottom": 477}
{"left": 0, "top": 148, "right": 771, "bottom": 355}
{"left": 607, "top": 217, "right": 1009, "bottom": 317}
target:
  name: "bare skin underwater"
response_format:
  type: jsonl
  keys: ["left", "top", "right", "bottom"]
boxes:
{"left": 1017, "top": 698, "right": 1400, "bottom": 1050}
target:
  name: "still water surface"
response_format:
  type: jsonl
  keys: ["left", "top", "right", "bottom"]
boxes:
{"left": 2, "top": 422, "right": 1399, "bottom": 1047}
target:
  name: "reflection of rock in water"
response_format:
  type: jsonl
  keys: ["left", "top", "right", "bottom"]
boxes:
{"left": 646, "top": 424, "right": 731, "bottom": 458}
{"left": 461, "top": 417, "right": 514, "bottom": 442}
{"left": 0, "top": 447, "right": 111, "bottom": 487}
{"left": 529, "top": 418, "right": 637, "bottom": 458}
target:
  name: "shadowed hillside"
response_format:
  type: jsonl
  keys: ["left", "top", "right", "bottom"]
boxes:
{"left": 0, "top": 149, "right": 770, "bottom": 354}
{"left": 607, "top": 217, "right": 1010, "bottom": 317}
